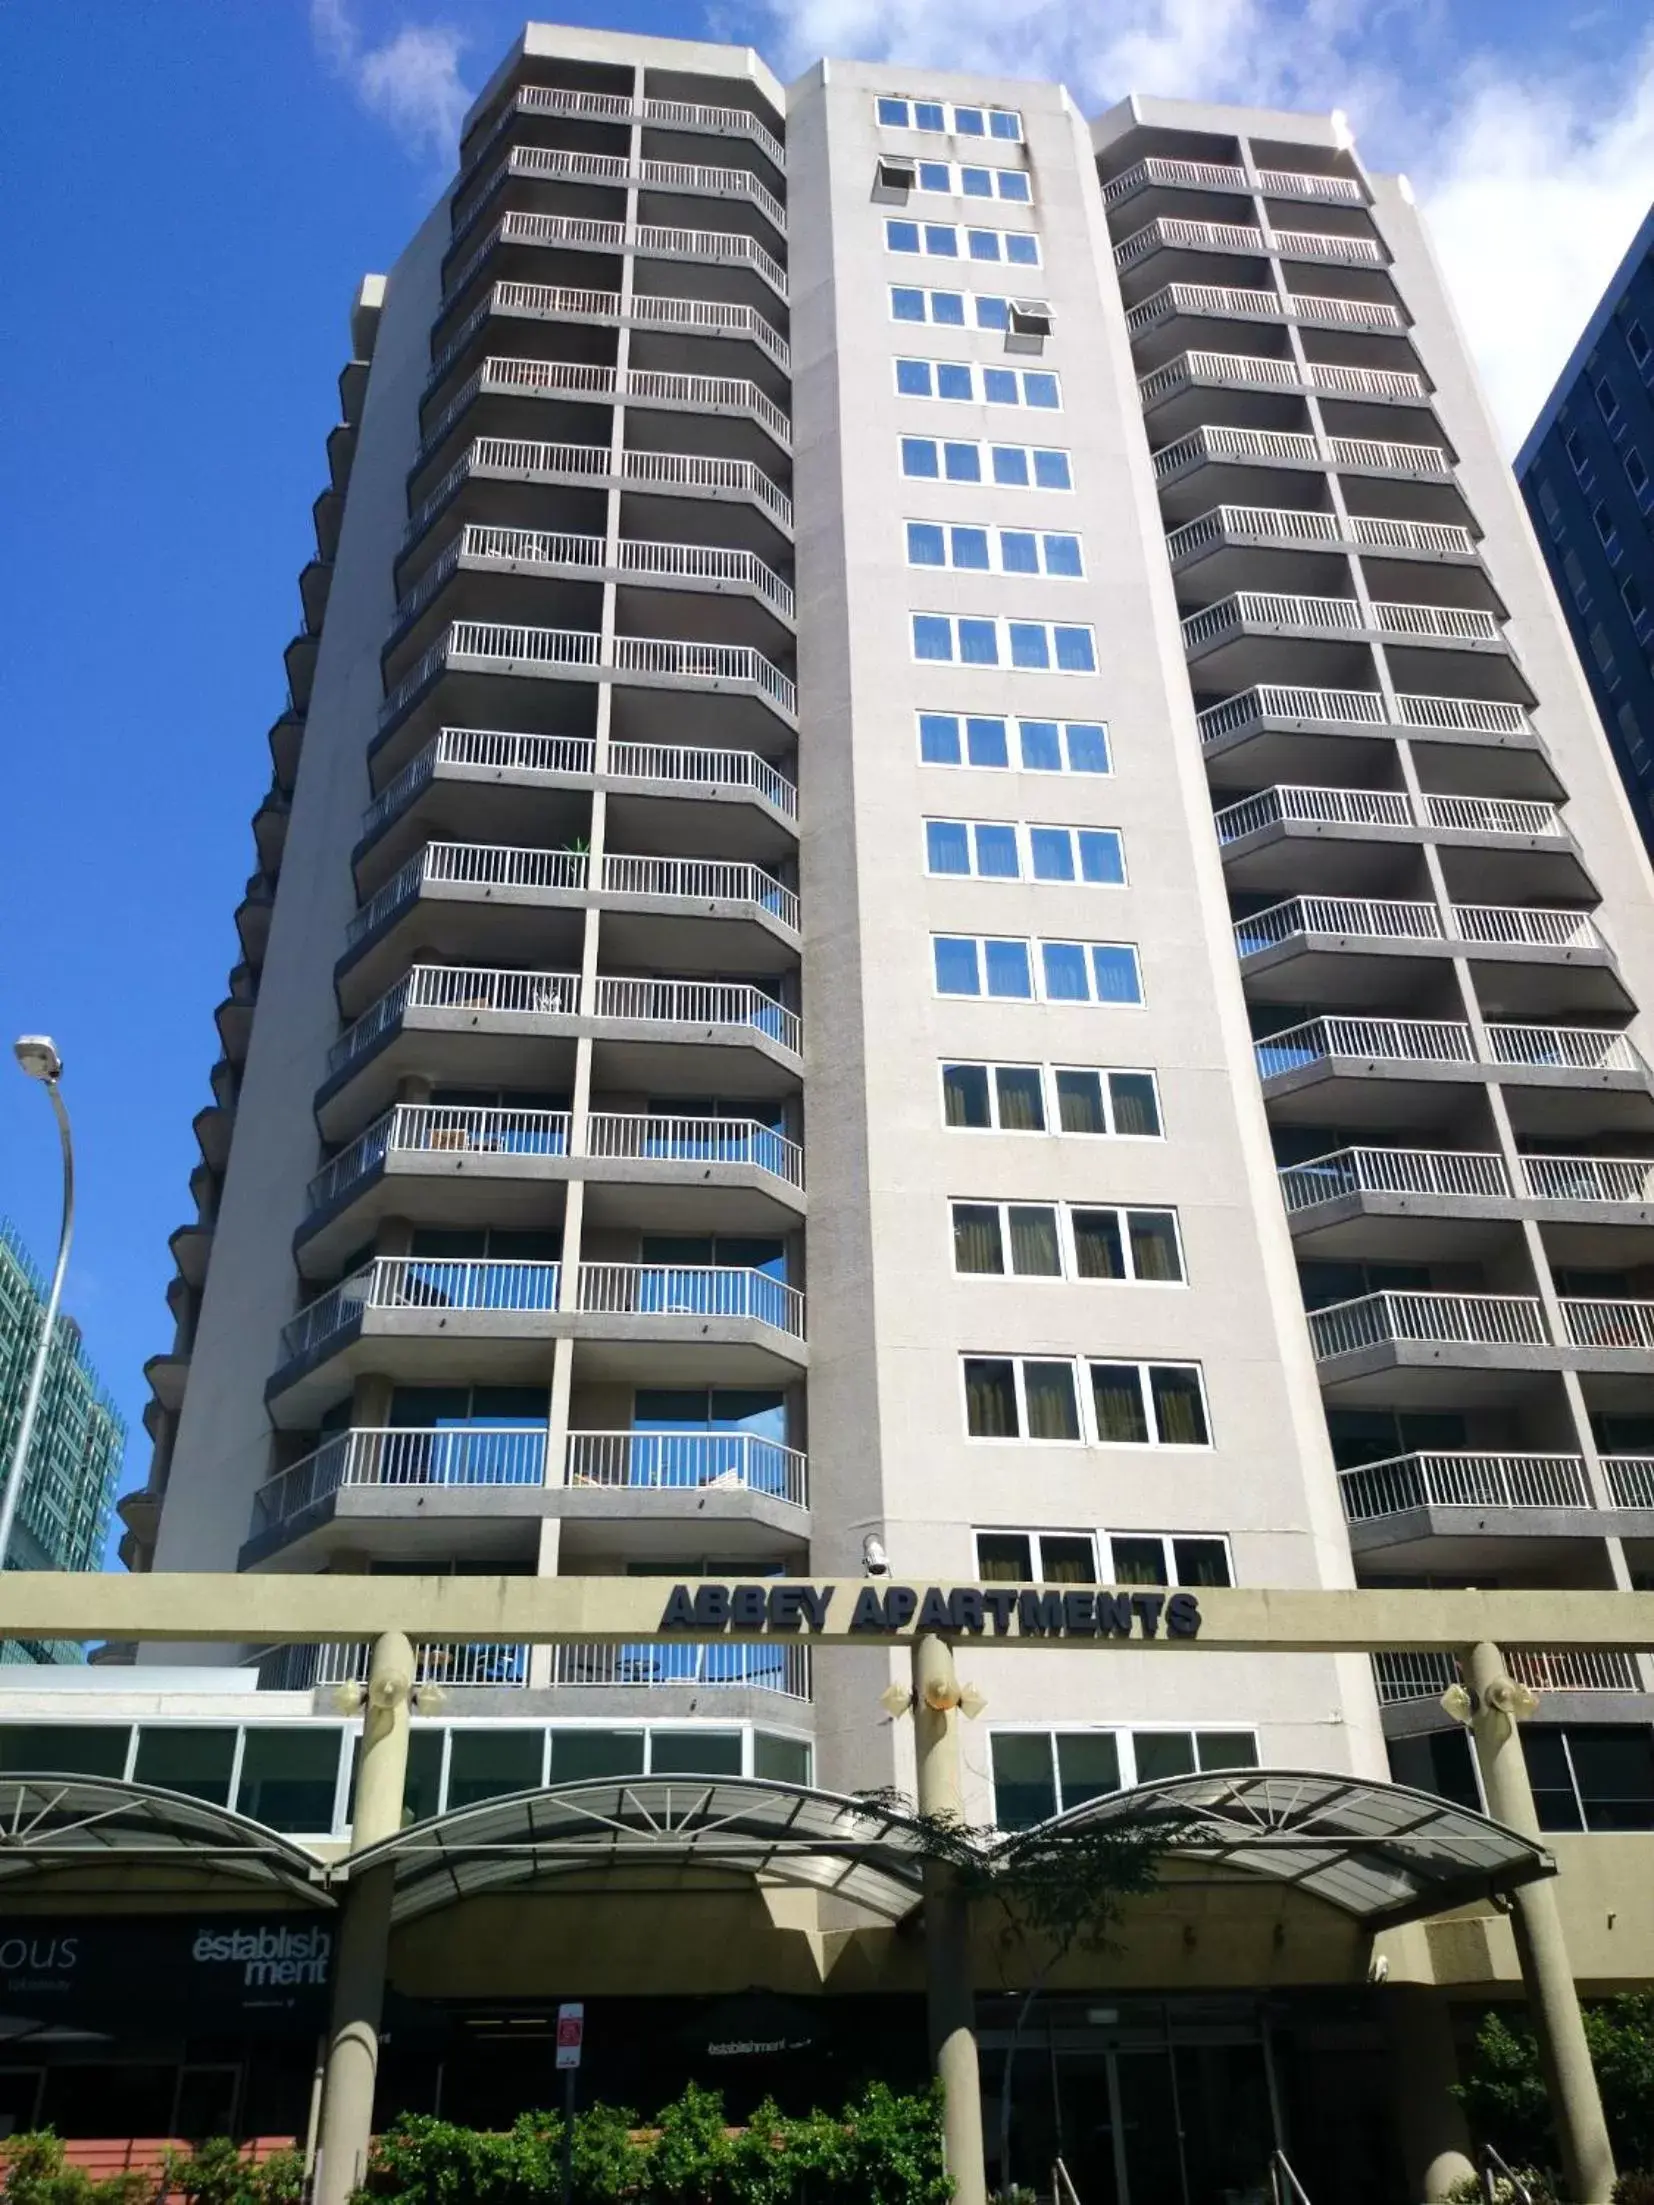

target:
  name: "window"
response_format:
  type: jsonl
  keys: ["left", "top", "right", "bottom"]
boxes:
{"left": 989, "top": 1728, "right": 1258, "bottom": 1826}
{"left": 1593, "top": 500, "right": 1623, "bottom": 558}
{"left": 891, "top": 159, "right": 1033, "bottom": 203}
{"left": 932, "top": 936, "right": 1142, "bottom": 1003}
{"left": 945, "top": 1062, "right": 1161, "bottom": 1137}
{"left": 907, "top": 522, "right": 1084, "bottom": 576}
{"left": 951, "top": 1201, "right": 1183, "bottom": 1282}
{"left": 919, "top": 712, "right": 1109, "bottom": 773}
{"left": 900, "top": 436, "right": 1072, "bottom": 489}
{"left": 975, "top": 1529, "right": 1232, "bottom": 1586}
{"left": 875, "top": 95, "right": 1022, "bottom": 140}
{"left": 237, "top": 1727, "right": 345, "bottom": 1833}
{"left": 942, "top": 1061, "right": 1049, "bottom": 1131}
{"left": 1623, "top": 575, "right": 1650, "bottom": 633}
{"left": 1564, "top": 429, "right": 1595, "bottom": 489}
{"left": 894, "top": 357, "right": 1061, "bottom": 408}
{"left": 1524, "top": 1726, "right": 1654, "bottom": 1832}
{"left": 1595, "top": 375, "right": 1621, "bottom": 428}
{"left": 1628, "top": 318, "right": 1651, "bottom": 365}
{"left": 889, "top": 285, "right": 1015, "bottom": 330}
{"left": 961, "top": 1355, "right": 1210, "bottom": 1445}
{"left": 1625, "top": 448, "right": 1650, "bottom": 502}
{"left": 924, "top": 818, "right": 1124, "bottom": 882}
{"left": 911, "top": 614, "right": 1097, "bottom": 670}
{"left": 886, "top": 218, "right": 1041, "bottom": 266}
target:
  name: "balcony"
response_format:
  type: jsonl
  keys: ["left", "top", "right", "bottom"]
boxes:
{"left": 1308, "top": 1290, "right": 1558, "bottom": 1405}
{"left": 1607, "top": 1457, "right": 1654, "bottom": 1507}
{"left": 1338, "top": 1450, "right": 1622, "bottom": 1567}
{"left": 1341, "top": 1450, "right": 1594, "bottom": 1519}
{"left": 1310, "top": 1288, "right": 1547, "bottom": 1357}
{"left": 1166, "top": 505, "right": 1472, "bottom": 573}
{"left": 262, "top": 1640, "right": 530, "bottom": 1692}
{"left": 1281, "top": 1144, "right": 1510, "bottom": 1210}
{"left": 1558, "top": 1299, "right": 1654, "bottom": 1354}
{"left": 1213, "top": 784, "right": 1578, "bottom": 898}
{"left": 451, "top": 144, "right": 787, "bottom": 257}
{"left": 1233, "top": 897, "right": 1607, "bottom": 1007}
{"left": 1518, "top": 1155, "right": 1654, "bottom": 1208}
{"left": 1125, "top": 284, "right": 1407, "bottom": 360}
{"left": 402, "top": 435, "right": 792, "bottom": 559}
{"left": 440, "top": 212, "right": 787, "bottom": 325}
{"left": 1114, "top": 217, "right": 1384, "bottom": 276}
{"left": 549, "top": 1640, "right": 810, "bottom": 1699}
{"left": 1154, "top": 427, "right": 1452, "bottom": 506}
{"left": 1372, "top": 1648, "right": 1643, "bottom": 1706}
{"left": 1186, "top": 591, "right": 1500, "bottom": 652}
{"left": 249, "top": 1424, "right": 548, "bottom": 1542}
{"left": 565, "top": 1429, "right": 806, "bottom": 1506}
{"left": 458, "top": 85, "right": 786, "bottom": 199}
{"left": 1195, "top": 683, "right": 1551, "bottom": 792}
{"left": 426, "top": 279, "right": 790, "bottom": 399}
{"left": 1141, "top": 357, "right": 1429, "bottom": 428}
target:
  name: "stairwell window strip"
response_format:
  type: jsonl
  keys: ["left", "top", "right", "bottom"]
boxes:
{"left": 974, "top": 1528, "right": 1233, "bottom": 1587}
{"left": 907, "top": 522, "right": 1083, "bottom": 576}
{"left": 875, "top": 96, "right": 1023, "bottom": 140}
{"left": 940, "top": 1063, "right": 1162, "bottom": 1137}
{"left": 951, "top": 1200, "right": 1184, "bottom": 1282}
{"left": 901, "top": 437, "right": 1072, "bottom": 489}
{"left": 912, "top": 614, "right": 1097, "bottom": 671}
{"left": 885, "top": 219, "right": 1042, "bottom": 266}
{"left": 932, "top": 935, "right": 1143, "bottom": 1004}
{"left": 895, "top": 357, "right": 1061, "bottom": 408}
{"left": 889, "top": 286, "right": 1018, "bottom": 330}
{"left": 924, "top": 819, "right": 1125, "bottom": 883}
{"left": 960, "top": 1355, "right": 1211, "bottom": 1445}
{"left": 918, "top": 713, "right": 1110, "bottom": 773}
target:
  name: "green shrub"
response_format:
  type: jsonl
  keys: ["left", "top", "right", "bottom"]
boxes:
{"left": 1613, "top": 2175, "right": 1654, "bottom": 2205}
{"left": 1456, "top": 1997, "right": 1654, "bottom": 2173}
{"left": 0, "top": 2131, "right": 155, "bottom": 2205}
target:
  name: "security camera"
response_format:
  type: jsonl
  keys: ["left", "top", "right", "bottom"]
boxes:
{"left": 861, "top": 1534, "right": 890, "bottom": 1576}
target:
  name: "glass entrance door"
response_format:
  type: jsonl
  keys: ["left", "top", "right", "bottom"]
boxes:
{"left": 1048, "top": 2041, "right": 1276, "bottom": 2205}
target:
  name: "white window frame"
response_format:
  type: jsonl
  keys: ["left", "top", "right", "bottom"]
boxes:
{"left": 986, "top": 1725, "right": 1261, "bottom": 1821}
{"left": 950, "top": 1200, "right": 1185, "bottom": 1284}
{"left": 972, "top": 1527, "right": 1234, "bottom": 1586}
{"left": 899, "top": 436, "right": 1074, "bottom": 491}
{"left": 930, "top": 935, "right": 1144, "bottom": 1005}
{"left": 884, "top": 217, "right": 1043, "bottom": 268}
{"left": 958, "top": 1352, "right": 1087, "bottom": 1446}
{"left": 875, "top": 95, "right": 1023, "bottom": 141}
{"left": 888, "top": 285, "right": 1015, "bottom": 331}
{"left": 917, "top": 713, "right": 1112, "bottom": 775}
{"left": 923, "top": 818, "right": 1126, "bottom": 884}
{"left": 903, "top": 158, "right": 1034, "bottom": 204}
{"left": 1085, "top": 1357, "right": 1211, "bottom": 1447}
{"left": 938, "top": 1061, "right": 1163, "bottom": 1138}
{"left": 894, "top": 357, "right": 1062, "bottom": 409}
{"left": 910, "top": 614, "right": 1098, "bottom": 673}
{"left": 959, "top": 1354, "right": 1211, "bottom": 1447}
{"left": 906, "top": 521, "right": 1085, "bottom": 578}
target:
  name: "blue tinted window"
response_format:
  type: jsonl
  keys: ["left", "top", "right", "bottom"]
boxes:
{"left": 959, "top": 618, "right": 999, "bottom": 665}
{"left": 1030, "top": 827, "right": 1074, "bottom": 881}
{"left": 985, "top": 939, "right": 1033, "bottom": 996}
{"left": 1041, "top": 942, "right": 1089, "bottom": 999}
{"left": 934, "top": 937, "right": 981, "bottom": 994}
{"left": 990, "top": 110, "right": 1021, "bottom": 139}
{"left": 955, "top": 106, "right": 986, "bottom": 135}
{"left": 1079, "top": 832, "right": 1125, "bottom": 885}
{"left": 925, "top": 224, "right": 959, "bottom": 256}
{"left": 1034, "top": 450, "right": 1071, "bottom": 489}
{"left": 1018, "top": 720, "right": 1062, "bottom": 770}
{"left": 1043, "top": 534, "right": 1083, "bottom": 576}
{"left": 998, "top": 171, "right": 1031, "bottom": 202}
{"left": 1024, "top": 373, "right": 1060, "bottom": 409}
{"left": 937, "top": 362, "right": 974, "bottom": 400}
{"left": 886, "top": 219, "right": 921, "bottom": 253}
{"left": 965, "top": 717, "right": 1010, "bottom": 767}
{"left": 932, "top": 290, "right": 966, "bottom": 325}
{"left": 891, "top": 287, "right": 927, "bottom": 321}
{"left": 975, "top": 825, "right": 1020, "bottom": 878}
{"left": 967, "top": 229, "right": 1000, "bottom": 261}
{"left": 1009, "top": 623, "right": 1050, "bottom": 669}
{"left": 1055, "top": 626, "right": 1096, "bottom": 672}
{"left": 877, "top": 98, "right": 909, "bottom": 125}
{"left": 920, "top": 713, "right": 962, "bottom": 763}
{"left": 1000, "top": 531, "right": 1039, "bottom": 573}
{"left": 962, "top": 167, "right": 993, "bottom": 197}
{"left": 1066, "top": 723, "right": 1110, "bottom": 773}
{"left": 1006, "top": 233, "right": 1040, "bottom": 265}
{"left": 918, "top": 161, "right": 951, "bottom": 191}
{"left": 944, "top": 442, "right": 982, "bottom": 481}
{"left": 951, "top": 526, "right": 991, "bottom": 569}
{"left": 926, "top": 820, "right": 971, "bottom": 874}
{"left": 896, "top": 358, "right": 933, "bottom": 395}
{"left": 913, "top": 615, "right": 953, "bottom": 660}
{"left": 983, "top": 369, "right": 1019, "bottom": 405}
{"left": 976, "top": 297, "right": 1010, "bottom": 328}
{"left": 1092, "top": 945, "right": 1143, "bottom": 1003}
{"left": 901, "top": 437, "right": 939, "bottom": 477}
{"left": 915, "top": 101, "right": 946, "bottom": 130}
{"left": 907, "top": 522, "right": 946, "bottom": 565}
{"left": 992, "top": 446, "right": 1030, "bottom": 486}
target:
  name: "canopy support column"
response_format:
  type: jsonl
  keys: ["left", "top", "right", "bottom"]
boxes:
{"left": 317, "top": 1631, "right": 414, "bottom": 2205}
{"left": 912, "top": 1633, "right": 987, "bottom": 2205}
{"left": 1464, "top": 1640, "right": 1615, "bottom": 2204}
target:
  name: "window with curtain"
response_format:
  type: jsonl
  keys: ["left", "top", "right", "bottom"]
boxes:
{"left": 963, "top": 1358, "right": 1019, "bottom": 1436}
{"left": 1024, "top": 1361, "right": 1082, "bottom": 1439}
{"left": 1089, "top": 1363, "right": 1149, "bottom": 1444}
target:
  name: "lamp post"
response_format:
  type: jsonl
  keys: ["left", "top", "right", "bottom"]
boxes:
{"left": 0, "top": 1037, "right": 76, "bottom": 1574}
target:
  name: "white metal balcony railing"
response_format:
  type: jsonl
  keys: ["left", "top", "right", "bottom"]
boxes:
{"left": 1449, "top": 903, "right": 1602, "bottom": 951}
{"left": 1339, "top": 1451, "right": 1594, "bottom": 1521}
{"left": 1213, "top": 785, "right": 1565, "bottom": 845}
{"left": 1102, "top": 156, "right": 1365, "bottom": 206}
{"left": 326, "top": 965, "right": 800, "bottom": 1078}
{"left": 575, "top": 1262, "right": 804, "bottom": 1336}
{"left": 599, "top": 854, "right": 799, "bottom": 930}
{"left": 1235, "top": 896, "right": 1601, "bottom": 959}
{"left": 1125, "top": 282, "right": 1407, "bottom": 337}
{"left": 280, "top": 1257, "right": 564, "bottom": 1362}
{"left": 391, "top": 524, "right": 794, "bottom": 633}
{"left": 306, "top": 1103, "right": 572, "bottom": 1213}
{"left": 1279, "top": 1146, "right": 1510, "bottom": 1212}
{"left": 1114, "top": 216, "right": 1384, "bottom": 271}
{"left": 419, "top": 353, "right": 790, "bottom": 466}
{"left": 1606, "top": 1456, "right": 1654, "bottom": 1508}
{"left": 1165, "top": 504, "right": 1467, "bottom": 562}
{"left": 353, "top": 842, "right": 798, "bottom": 942}
{"left": 427, "top": 281, "right": 790, "bottom": 397}
{"left": 566, "top": 1430, "right": 807, "bottom": 1505}
{"left": 1196, "top": 685, "right": 1533, "bottom": 744}
{"left": 263, "top": 1640, "right": 532, "bottom": 1691}
{"left": 549, "top": 1640, "right": 811, "bottom": 1697}
{"left": 403, "top": 437, "right": 792, "bottom": 552}
{"left": 584, "top": 1112, "right": 803, "bottom": 1187}
{"left": 1154, "top": 425, "right": 1451, "bottom": 483}
{"left": 1372, "top": 1647, "right": 1642, "bottom": 1704}
{"left": 361, "top": 727, "right": 797, "bottom": 844}
{"left": 458, "top": 85, "right": 786, "bottom": 193}
{"left": 452, "top": 144, "right": 786, "bottom": 252}
{"left": 1558, "top": 1300, "right": 1654, "bottom": 1352}
{"left": 379, "top": 622, "right": 797, "bottom": 730}
{"left": 251, "top": 1425, "right": 550, "bottom": 1537}
{"left": 1486, "top": 1023, "right": 1645, "bottom": 1072}
{"left": 1141, "top": 357, "right": 1429, "bottom": 410}
{"left": 1518, "top": 1155, "right": 1654, "bottom": 1204}
{"left": 1308, "top": 1290, "right": 1548, "bottom": 1360}
{"left": 1183, "top": 592, "right": 1501, "bottom": 651}
{"left": 1253, "top": 1016, "right": 1646, "bottom": 1084}
{"left": 442, "top": 211, "right": 787, "bottom": 319}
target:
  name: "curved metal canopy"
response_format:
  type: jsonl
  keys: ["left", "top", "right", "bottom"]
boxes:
{"left": 342, "top": 1776, "right": 933, "bottom": 1924}
{"left": 0, "top": 1775, "right": 331, "bottom": 1903}
{"left": 1045, "top": 1768, "right": 1553, "bottom": 1928}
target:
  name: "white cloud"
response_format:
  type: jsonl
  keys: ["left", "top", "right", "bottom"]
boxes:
{"left": 310, "top": 0, "right": 472, "bottom": 161}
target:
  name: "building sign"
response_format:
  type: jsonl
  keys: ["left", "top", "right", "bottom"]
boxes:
{"left": 0, "top": 1917, "right": 334, "bottom": 2039}
{"left": 657, "top": 1583, "right": 1202, "bottom": 1639}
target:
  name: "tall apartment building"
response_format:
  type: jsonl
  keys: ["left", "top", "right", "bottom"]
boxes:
{"left": 1518, "top": 203, "right": 1654, "bottom": 851}
{"left": 38, "top": 22, "right": 1650, "bottom": 2185}
{"left": 0, "top": 1219, "right": 123, "bottom": 1652}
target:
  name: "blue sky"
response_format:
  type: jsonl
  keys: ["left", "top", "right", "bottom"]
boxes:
{"left": 2, "top": 0, "right": 1652, "bottom": 1557}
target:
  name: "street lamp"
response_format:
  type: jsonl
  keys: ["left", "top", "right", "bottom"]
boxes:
{"left": 0, "top": 1037, "right": 76, "bottom": 1573}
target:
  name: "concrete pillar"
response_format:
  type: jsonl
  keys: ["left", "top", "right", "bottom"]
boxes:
{"left": 1464, "top": 1641, "right": 1616, "bottom": 2203}
{"left": 317, "top": 1629, "right": 414, "bottom": 2205}
{"left": 1383, "top": 1985, "right": 1475, "bottom": 2200}
{"left": 911, "top": 1634, "right": 987, "bottom": 2205}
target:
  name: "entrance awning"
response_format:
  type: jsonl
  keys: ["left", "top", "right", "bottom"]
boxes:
{"left": 339, "top": 1776, "right": 931, "bottom": 1924}
{"left": 0, "top": 1776, "right": 331, "bottom": 1904}
{"left": 1045, "top": 1768, "right": 1553, "bottom": 1928}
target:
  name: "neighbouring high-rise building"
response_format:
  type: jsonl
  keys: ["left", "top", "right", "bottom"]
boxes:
{"left": 21, "top": 22, "right": 1642, "bottom": 2181}
{"left": 1518, "top": 203, "right": 1654, "bottom": 850}
{"left": 0, "top": 1218, "right": 124, "bottom": 1652}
